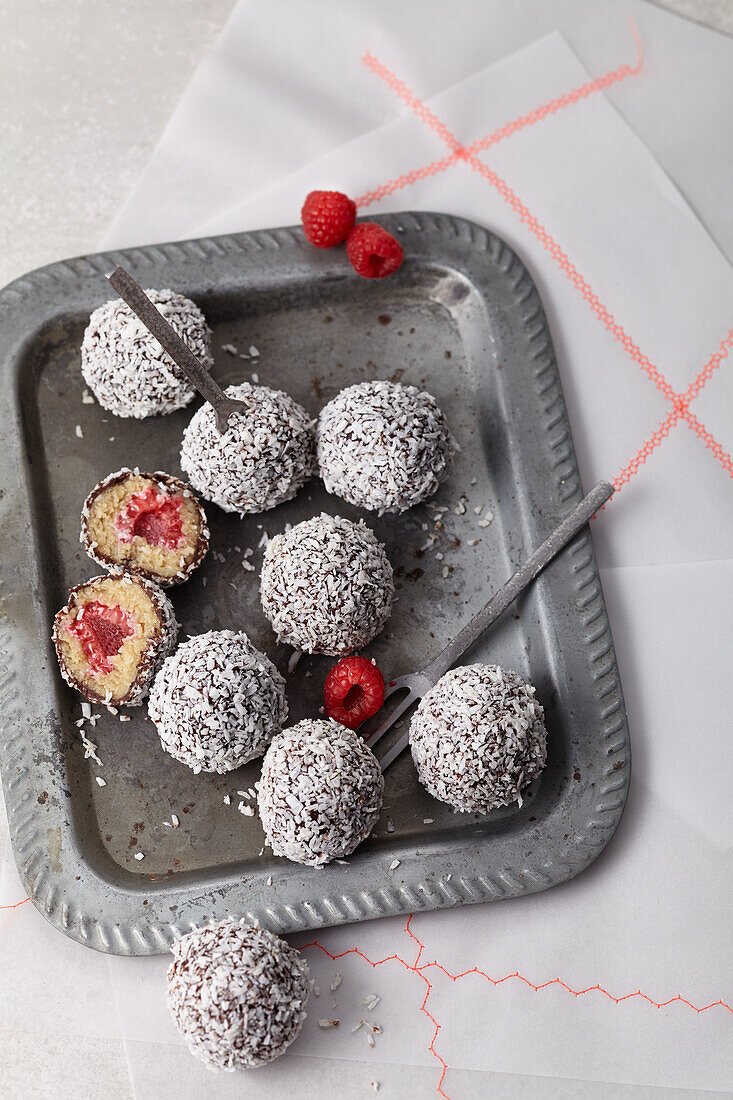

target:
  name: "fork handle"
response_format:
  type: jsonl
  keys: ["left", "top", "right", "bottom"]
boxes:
{"left": 420, "top": 480, "right": 613, "bottom": 687}
{"left": 106, "top": 266, "right": 237, "bottom": 433}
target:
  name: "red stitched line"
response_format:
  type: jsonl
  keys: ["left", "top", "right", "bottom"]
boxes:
{"left": 301, "top": 917, "right": 449, "bottom": 1098}
{"left": 0, "top": 897, "right": 29, "bottom": 912}
{"left": 682, "top": 328, "right": 733, "bottom": 403}
{"left": 302, "top": 915, "right": 732, "bottom": 1100}
{"left": 361, "top": 52, "right": 464, "bottom": 153}
{"left": 465, "top": 155, "right": 680, "bottom": 402}
{"left": 682, "top": 408, "right": 733, "bottom": 476}
{"left": 356, "top": 52, "right": 642, "bottom": 209}
{"left": 362, "top": 50, "right": 677, "bottom": 406}
{"left": 356, "top": 151, "right": 461, "bottom": 209}
{"left": 612, "top": 408, "right": 682, "bottom": 490}
{"left": 361, "top": 42, "right": 733, "bottom": 492}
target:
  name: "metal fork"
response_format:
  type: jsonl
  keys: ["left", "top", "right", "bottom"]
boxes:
{"left": 367, "top": 479, "right": 614, "bottom": 769}
{"left": 106, "top": 265, "right": 249, "bottom": 434}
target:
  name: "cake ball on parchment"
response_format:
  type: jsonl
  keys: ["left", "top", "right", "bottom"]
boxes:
{"left": 167, "top": 919, "right": 309, "bottom": 1071}
{"left": 149, "top": 630, "right": 287, "bottom": 774}
{"left": 81, "top": 289, "right": 213, "bottom": 418}
{"left": 258, "top": 719, "right": 384, "bottom": 866}
{"left": 53, "top": 573, "right": 177, "bottom": 707}
{"left": 260, "top": 513, "right": 394, "bottom": 656}
{"left": 180, "top": 382, "right": 316, "bottom": 515}
{"left": 409, "top": 664, "right": 547, "bottom": 813}
{"left": 81, "top": 469, "right": 209, "bottom": 587}
{"left": 317, "top": 379, "right": 457, "bottom": 514}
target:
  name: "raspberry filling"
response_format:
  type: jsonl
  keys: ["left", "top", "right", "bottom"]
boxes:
{"left": 66, "top": 601, "right": 136, "bottom": 676}
{"left": 114, "top": 486, "right": 184, "bottom": 550}
{"left": 324, "top": 656, "right": 385, "bottom": 731}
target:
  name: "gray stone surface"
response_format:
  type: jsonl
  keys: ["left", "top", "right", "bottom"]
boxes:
{"left": 0, "top": 0, "right": 236, "bottom": 288}
{"left": 650, "top": 0, "right": 733, "bottom": 35}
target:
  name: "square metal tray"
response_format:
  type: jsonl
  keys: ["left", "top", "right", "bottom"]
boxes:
{"left": 0, "top": 213, "right": 630, "bottom": 955}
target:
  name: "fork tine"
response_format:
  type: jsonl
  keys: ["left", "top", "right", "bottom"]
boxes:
{"left": 376, "top": 729, "right": 410, "bottom": 771}
{"left": 381, "top": 674, "right": 413, "bottom": 701}
{"left": 365, "top": 689, "right": 416, "bottom": 750}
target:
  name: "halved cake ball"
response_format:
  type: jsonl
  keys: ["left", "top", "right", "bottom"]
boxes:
{"left": 148, "top": 630, "right": 287, "bottom": 774}
{"left": 167, "top": 919, "right": 309, "bottom": 1070}
{"left": 317, "top": 379, "right": 457, "bottom": 514}
{"left": 258, "top": 719, "right": 384, "bottom": 866}
{"left": 81, "top": 289, "right": 213, "bottom": 418}
{"left": 180, "top": 382, "right": 316, "bottom": 514}
{"left": 80, "top": 469, "right": 209, "bottom": 587}
{"left": 409, "top": 664, "right": 547, "bottom": 813}
{"left": 53, "top": 574, "right": 177, "bottom": 706}
{"left": 260, "top": 513, "right": 394, "bottom": 655}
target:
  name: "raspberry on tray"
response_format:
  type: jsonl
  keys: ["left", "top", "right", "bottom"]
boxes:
{"left": 346, "top": 221, "right": 404, "bottom": 278}
{"left": 324, "top": 655, "right": 385, "bottom": 730}
{"left": 301, "top": 190, "right": 356, "bottom": 248}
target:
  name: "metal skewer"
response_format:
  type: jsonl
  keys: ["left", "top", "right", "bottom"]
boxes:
{"left": 105, "top": 265, "right": 248, "bottom": 433}
{"left": 368, "top": 479, "right": 614, "bottom": 769}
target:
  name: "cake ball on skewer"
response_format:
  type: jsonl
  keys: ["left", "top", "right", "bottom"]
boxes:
{"left": 167, "top": 919, "right": 309, "bottom": 1070}
{"left": 317, "top": 379, "right": 456, "bottom": 514}
{"left": 180, "top": 382, "right": 316, "bottom": 514}
{"left": 149, "top": 630, "right": 287, "bottom": 774}
{"left": 81, "top": 289, "right": 213, "bottom": 418}
{"left": 258, "top": 718, "right": 384, "bottom": 866}
{"left": 260, "top": 513, "right": 394, "bottom": 656}
{"left": 53, "top": 573, "right": 177, "bottom": 706}
{"left": 409, "top": 664, "right": 547, "bottom": 813}
{"left": 81, "top": 469, "right": 208, "bottom": 587}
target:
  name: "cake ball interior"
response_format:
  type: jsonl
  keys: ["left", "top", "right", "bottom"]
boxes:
{"left": 55, "top": 576, "right": 164, "bottom": 701}
{"left": 84, "top": 472, "right": 205, "bottom": 584}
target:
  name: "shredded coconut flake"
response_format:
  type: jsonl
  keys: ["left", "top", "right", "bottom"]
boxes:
{"left": 261, "top": 514, "right": 393, "bottom": 656}
{"left": 149, "top": 630, "right": 287, "bottom": 774}
{"left": 409, "top": 664, "right": 547, "bottom": 813}
{"left": 258, "top": 719, "right": 384, "bottom": 866}
{"left": 81, "top": 289, "right": 213, "bottom": 419}
{"left": 181, "top": 382, "right": 315, "bottom": 515}
{"left": 317, "top": 380, "right": 456, "bottom": 514}
{"left": 167, "top": 919, "right": 309, "bottom": 1070}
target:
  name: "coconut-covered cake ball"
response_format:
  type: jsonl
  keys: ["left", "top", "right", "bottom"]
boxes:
{"left": 53, "top": 574, "right": 177, "bottom": 706}
{"left": 258, "top": 719, "right": 384, "bottom": 866}
{"left": 260, "top": 513, "right": 393, "bottom": 656}
{"left": 81, "top": 289, "right": 213, "bottom": 418}
{"left": 180, "top": 382, "right": 316, "bottom": 515}
{"left": 409, "top": 664, "right": 547, "bottom": 813}
{"left": 317, "top": 379, "right": 456, "bottom": 514}
{"left": 167, "top": 919, "right": 309, "bottom": 1071}
{"left": 149, "top": 630, "right": 287, "bottom": 774}
{"left": 81, "top": 469, "right": 209, "bottom": 587}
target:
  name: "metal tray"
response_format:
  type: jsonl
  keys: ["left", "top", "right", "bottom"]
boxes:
{"left": 0, "top": 213, "right": 630, "bottom": 955}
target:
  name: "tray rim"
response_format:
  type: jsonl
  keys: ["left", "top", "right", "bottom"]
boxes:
{"left": 0, "top": 212, "right": 631, "bottom": 954}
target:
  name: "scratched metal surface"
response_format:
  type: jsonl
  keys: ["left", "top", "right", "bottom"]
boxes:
{"left": 0, "top": 213, "right": 630, "bottom": 954}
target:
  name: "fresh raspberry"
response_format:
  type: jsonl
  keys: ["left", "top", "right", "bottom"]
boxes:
{"left": 324, "top": 656, "right": 385, "bottom": 731}
{"left": 346, "top": 222, "right": 403, "bottom": 279}
{"left": 301, "top": 190, "right": 356, "bottom": 248}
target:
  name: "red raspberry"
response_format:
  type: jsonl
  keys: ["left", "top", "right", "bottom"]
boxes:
{"left": 323, "top": 656, "right": 385, "bottom": 731}
{"left": 301, "top": 190, "right": 356, "bottom": 248}
{"left": 346, "top": 222, "right": 403, "bottom": 279}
